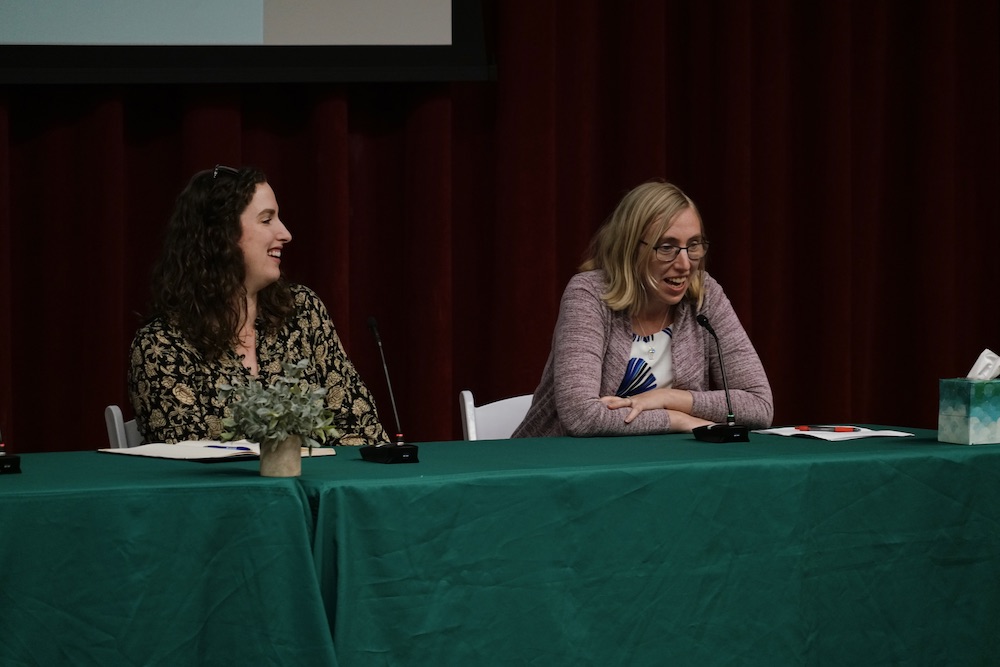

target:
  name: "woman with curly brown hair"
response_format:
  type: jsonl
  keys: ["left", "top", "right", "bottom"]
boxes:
{"left": 128, "top": 165, "right": 389, "bottom": 446}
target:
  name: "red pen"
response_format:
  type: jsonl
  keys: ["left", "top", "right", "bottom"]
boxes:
{"left": 795, "top": 425, "right": 861, "bottom": 432}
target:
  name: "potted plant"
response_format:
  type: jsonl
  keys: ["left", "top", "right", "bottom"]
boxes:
{"left": 218, "top": 359, "right": 340, "bottom": 477}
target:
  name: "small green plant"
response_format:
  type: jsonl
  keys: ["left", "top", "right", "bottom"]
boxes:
{"left": 218, "top": 359, "right": 340, "bottom": 453}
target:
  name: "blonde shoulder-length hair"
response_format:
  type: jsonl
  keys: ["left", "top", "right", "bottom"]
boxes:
{"left": 580, "top": 181, "right": 707, "bottom": 315}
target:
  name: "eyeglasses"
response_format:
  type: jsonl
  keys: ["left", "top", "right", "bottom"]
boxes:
{"left": 640, "top": 240, "right": 709, "bottom": 262}
{"left": 213, "top": 164, "right": 239, "bottom": 179}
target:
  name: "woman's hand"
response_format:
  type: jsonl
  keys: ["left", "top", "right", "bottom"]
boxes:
{"left": 600, "top": 391, "right": 666, "bottom": 423}
{"left": 600, "top": 389, "right": 711, "bottom": 432}
{"left": 665, "top": 410, "right": 713, "bottom": 433}
{"left": 600, "top": 388, "right": 692, "bottom": 422}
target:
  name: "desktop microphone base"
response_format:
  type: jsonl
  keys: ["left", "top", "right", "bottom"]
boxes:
{"left": 359, "top": 443, "right": 419, "bottom": 464}
{"left": 692, "top": 423, "right": 750, "bottom": 443}
{"left": 0, "top": 454, "right": 21, "bottom": 474}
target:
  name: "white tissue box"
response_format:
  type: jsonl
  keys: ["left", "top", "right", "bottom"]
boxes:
{"left": 938, "top": 378, "right": 1000, "bottom": 445}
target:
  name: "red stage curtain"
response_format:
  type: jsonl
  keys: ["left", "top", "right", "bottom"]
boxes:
{"left": 1, "top": 1, "right": 997, "bottom": 452}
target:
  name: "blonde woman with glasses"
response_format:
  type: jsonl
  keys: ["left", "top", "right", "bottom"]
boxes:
{"left": 513, "top": 181, "right": 773, "bottom": 438}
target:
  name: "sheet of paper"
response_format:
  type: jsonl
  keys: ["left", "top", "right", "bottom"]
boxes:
{"left": 98, "top": 440, "right": 337, "bottom": 459}
{"left": 753, "top": 426, "right": 915, "bottom": 441}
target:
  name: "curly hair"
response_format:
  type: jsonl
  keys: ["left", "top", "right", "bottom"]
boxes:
{"left": 149, "top": 166, "right": 295, "bottom": 360}
{"left": 580, "top": 180, "right": 708, "bottom": 314}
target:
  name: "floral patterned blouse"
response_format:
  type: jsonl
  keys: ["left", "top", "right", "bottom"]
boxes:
{"left": 128, "top": 284, "right": 389, "bottom": 446}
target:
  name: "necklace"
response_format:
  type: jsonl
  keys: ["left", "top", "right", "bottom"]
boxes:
{"left": 636, "top": 308, "right": 670, "bottom": 358}
{"left": 238, "top": 326, "right": 256, "bottom": 347}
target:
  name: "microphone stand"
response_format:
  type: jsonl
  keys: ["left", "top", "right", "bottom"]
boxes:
{"left": 692, "top": 315, "right": 750, "bottom": 443}
{"left": 359, "top": 317, "right": 419, "bottom": 463}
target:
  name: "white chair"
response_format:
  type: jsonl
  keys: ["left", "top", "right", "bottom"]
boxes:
{"left": 459, "top": 390, "right": 533, "bottom": 441}
{"left": 104, "top": 405, "right": 142, "bottom": 448}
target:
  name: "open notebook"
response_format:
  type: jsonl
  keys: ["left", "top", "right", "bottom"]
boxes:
{"left": 98, "top": 440, "right": 337, "bottom": 461}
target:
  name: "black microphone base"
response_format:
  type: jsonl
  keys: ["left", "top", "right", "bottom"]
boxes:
{"left": 692, "top": 423, "right": 750, "bottom": 443}
{"left": 359, "top": 443, "right": 419, "bottom": 464}
{"left": 0, "top": 454, "right": 21, "bottom": 474}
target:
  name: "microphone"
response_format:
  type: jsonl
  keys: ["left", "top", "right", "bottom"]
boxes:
{"left": 691, "top": 314, "right": 750, "bottom": 443}
{"left": 359, "top": 317, "right": 419, "bottom": 464}
{"left": 367, "top": 317, "right": 404, "bottom": 443}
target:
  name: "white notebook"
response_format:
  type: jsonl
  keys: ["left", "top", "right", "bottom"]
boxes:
{"left": 98, "top": 439, "right": 337, "bottom": 460}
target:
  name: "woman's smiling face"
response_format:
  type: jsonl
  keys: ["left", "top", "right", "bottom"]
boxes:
{"left": 642, "top": 207, "right": 704, "bottom": 307}
{"left": 238, "top": 182, "right": 292, "bottom": 295}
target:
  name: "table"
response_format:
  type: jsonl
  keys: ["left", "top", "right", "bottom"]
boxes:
{"left": 0, "top": 451, "right": 338, "bottom": 666}
{"left": 3, "top": 431, "right": 998, "bottom": 666}
{"left": 298, "top": 429, "right": 1000, "bottom": 666}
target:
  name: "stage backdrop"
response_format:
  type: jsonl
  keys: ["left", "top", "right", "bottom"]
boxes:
{"left": 1, "top": 1, "right": 998, "bottom": 452}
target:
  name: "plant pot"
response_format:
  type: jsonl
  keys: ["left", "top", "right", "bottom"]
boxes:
{"left": 259, "top": 435, "right": 302, "bottom": 477}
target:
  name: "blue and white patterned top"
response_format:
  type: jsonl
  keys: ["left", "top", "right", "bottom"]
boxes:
{"left": 616, "top": 327, "right": 673, "bottom": 397}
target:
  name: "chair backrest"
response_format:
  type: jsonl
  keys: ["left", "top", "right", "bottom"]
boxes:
{"left": 459, "top": 390, "right": 533, "bottom": 441}
{"left": 104, "top": 405, "right": 142, "bottom": 448}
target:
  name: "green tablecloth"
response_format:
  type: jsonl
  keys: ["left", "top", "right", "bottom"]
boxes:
{"left": 3, "top": 430, "right": 998, "bottom": 666}
{"left": 0, "top": 451, "right": 337, "bottom": 666}
{"left": 298, "top": 429, "right": 1000, "bottom": 666}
